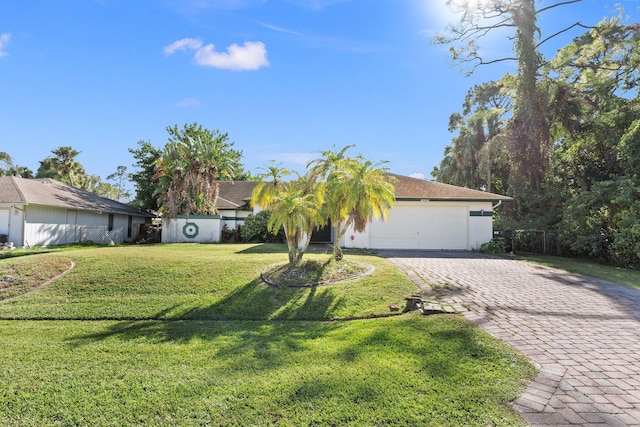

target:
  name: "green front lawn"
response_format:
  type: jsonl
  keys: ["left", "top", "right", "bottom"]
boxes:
{"left": 0, "top": 244, "right": 536, "bottom": 426}
{"left": 0, "top": 244, "right": 416, "bottom": 320}
{"left": 517, "top": 253, "right": 640, "bottom": 290}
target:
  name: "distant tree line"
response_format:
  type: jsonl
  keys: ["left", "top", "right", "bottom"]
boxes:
{"left": 1, "top": 146, "right": 131, "bottom": 201}
{"left": 432, "top": 1, "right": 640, "bottom": 268}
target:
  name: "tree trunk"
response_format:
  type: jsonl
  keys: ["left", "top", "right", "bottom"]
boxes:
{"left": 332, "top": 222, "right": 351, "bottom": 261}
{"left": 284, "top": 230, "right": 297, "bottom": 265}
{"left": 509, "top": 0, "right": 549, "bottom": 194}
{"left": 295, "top": 226, "right": 314, "bottom": 263}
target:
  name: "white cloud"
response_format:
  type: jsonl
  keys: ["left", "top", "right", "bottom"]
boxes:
{"left": 260, "top": 22, "right": 302, "bottom": 36}
{"left": 409, "top": 173, "right": 426, "bottom": 180}
{"left": 164, "top": 37, "right": 204, "bottom": 55}
{"left": 178, "top": 97, "right": 201, "bottom": 108}
{"left": 0, "top": 33, "right": 11, "bottom": 58}
{"left": 164, "top": 38, "right": 269, "bottom": 71}
{"left": 194, "top": 41, "right": 268, "bottom": 70}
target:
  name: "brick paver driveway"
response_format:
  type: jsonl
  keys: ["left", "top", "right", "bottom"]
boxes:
{"left": 381, "top": 251, "right": 640, "bottom": 426}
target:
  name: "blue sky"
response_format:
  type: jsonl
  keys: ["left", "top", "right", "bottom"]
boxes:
{"left": 0, "top": 0, "right": 636, "bottom": 186}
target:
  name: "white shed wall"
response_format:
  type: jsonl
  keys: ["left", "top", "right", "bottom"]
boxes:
{"left": 21, "top": 205, "right": 146, "bottom": 247}
{"left": 161, "top": 217, "right": 222, "bottom": 243}
{"left": 113, "top": 215, "right": 129, "bottom": 242}
{"left": 24, "top": 206, "right": 69, "bottom": 246}
{"left": 76, "top": 210, "right": 108, "bottom": 227}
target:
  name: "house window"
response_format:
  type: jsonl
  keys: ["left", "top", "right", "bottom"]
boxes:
{"left": 127, "top": 216, "right": 133, "bottom": 238}
{"left": 108, "top": 214, "right": 114, "bottom": 231}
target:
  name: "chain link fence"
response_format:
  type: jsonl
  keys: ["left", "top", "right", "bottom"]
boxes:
{"left": 495, "top": 229, "right": 560, "bottom": 255}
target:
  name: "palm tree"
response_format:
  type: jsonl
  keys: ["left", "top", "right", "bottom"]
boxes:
{"left": 324, "top": 157, "right": 395, "bottom": 260}
{"left": 251, "top": 162, "right": 291, "bottom": 211}
{"left": 252, "top": 165, "right": 325, "bottom": 265}
{"left": 51, "top": 146, "right": 84, "bottom": 187}
{"left": 153, "top": 135, "right": 226, "bottom": 219}
{"left": 5, "top": 165, "right": 34, "bottom": 178}
{"left": 0, "top": 152, "right": 35, "bottom": 178}
{"left": 36, "top": 146, "right": 86, "bottom": 187}
{"left": 307, "top": 144, "right": 354, "bottom": 181}
{"left": 309, "top": 146, "right": 396, "bottom": 261}
{"left": 267, "top": 176, "right": 325, "bottom": 265}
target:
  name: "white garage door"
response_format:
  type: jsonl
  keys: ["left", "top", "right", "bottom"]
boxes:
{"left": 368, "top": 204, "right": 468, "bottom": 250}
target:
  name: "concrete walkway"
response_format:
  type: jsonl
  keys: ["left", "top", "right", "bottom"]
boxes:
{"left": 381, "top": 251, "right": 640, "bottom": 426}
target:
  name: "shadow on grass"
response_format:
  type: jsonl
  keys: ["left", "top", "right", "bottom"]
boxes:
{"left": 67, "top": 314, "right": 494, "bottom": 380}
{"left": 0, "top": 244, "right": 116, "bottom": 260}
{"left": 175, "top": 276, "right": 345, "bottom": 321}
{"left": 0, "top": 249, "right": 58, "bottom": 260}
{"left": 67, "top": 275, "right": 346, "bottom": 347}
{"left": 234, "top": 243, "right": 289, "bottom": 254}
{"left": 65, "top": 315, "right": 351, "bottom": 375}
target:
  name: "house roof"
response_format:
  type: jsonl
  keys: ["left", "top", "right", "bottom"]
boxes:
{"left": 215, "top": 181, "right": 259, "bottom": 210}
{"left": 0, "top": 176, "right": 153, "bottom": 217}
{"left": 0, "top": 174, "right": 507, "bottom": 217}
{"left": 212, "top": 175, "right": 511, "bottom": 206}
{"left": 388, "top": 173, "right": 512, "bottom": 202}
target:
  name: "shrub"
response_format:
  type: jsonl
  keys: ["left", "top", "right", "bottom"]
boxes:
{"left": 221, "top": 225, "right": 241, "bottom": 243}
{"left": 479, "top": 237, "right": 506, "bottom": 255}
{"left": 241, "top": 211, "right": 284, "bottom": 243}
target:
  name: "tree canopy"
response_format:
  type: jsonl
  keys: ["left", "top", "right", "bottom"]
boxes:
{"left": 0, "top": 152, "right": 33, "bottom": 178}
{"left": 129, "top": 140, "right": 162, "bottom": 211}
{"left": 434, "top": 7, "right": 640, "bottom": 267}
{"left": 153, "top": 123, "right": 249, "bottom": 219}
{"left": 36, "top": 146, "right": 86, "bottom": 187}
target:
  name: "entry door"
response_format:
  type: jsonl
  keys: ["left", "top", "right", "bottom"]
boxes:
{"left": 311, "top": 221, "right": 332, "bottom": 242}
{"left": 0, "top": 209, "right": 9, "bottom": 236}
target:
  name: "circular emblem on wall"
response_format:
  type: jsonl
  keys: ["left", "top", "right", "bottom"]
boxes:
{"left": 182, "top": 222, "right": 199, "bottom": 238}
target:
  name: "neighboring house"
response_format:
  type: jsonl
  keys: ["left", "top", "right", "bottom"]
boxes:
{"left": 161, "top": 175, "right": 511, "bottom": 250}
{"left": 161, "top": 181, "right": 258, "bottom": 243}
{"left": 0, "top": 176, "right": 153, "bottom": 247}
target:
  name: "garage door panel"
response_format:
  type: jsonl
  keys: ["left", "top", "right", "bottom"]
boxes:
{"left": 368, "top": 204, "right": 468, "bottom": 250}
{"left": 369, "top": 208, "right": 418, "bottom": 249}
{"left": 418, "top": 206, "right": 467, "bottom": 249}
